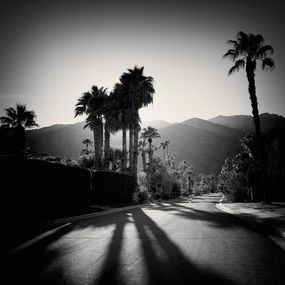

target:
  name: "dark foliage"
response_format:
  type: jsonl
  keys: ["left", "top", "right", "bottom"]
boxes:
{"left": 91, "top": 171, "right": 135, "bottom": 203}
{"left": 0, "top": 126, "right": 25, "bottom": 155}
{"left": 0, "top": 158, "right": 91, "bottom": 220}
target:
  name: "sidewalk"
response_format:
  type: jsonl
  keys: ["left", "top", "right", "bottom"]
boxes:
{"left": 217, "top": 201, "right": 285, "bottom": 250}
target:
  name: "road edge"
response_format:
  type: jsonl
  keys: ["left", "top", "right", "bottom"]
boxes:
{"left": 215, "top": 197, "right": 285, "bottom": 251}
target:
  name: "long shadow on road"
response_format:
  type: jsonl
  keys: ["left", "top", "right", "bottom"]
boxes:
{"left": 2, "top": 201, "right": 285, "bottom": 284}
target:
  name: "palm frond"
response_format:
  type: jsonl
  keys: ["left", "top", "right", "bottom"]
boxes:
{"left": 256, "top": 45, "right": 274, "bottom": 59}
{"left": 262, "top": 57, "right": 275, "bottom": 70}
{"left": 228, "top": 59, "right": 245, "bottom": 75}
{"left": 223, "top": 49, "right": 239, "bottom": 61}
{"left": 0, "top": 116, "right": 13, "bottom": 127}
{"left": 5, "top": 107, "right": 17, "bottom": 120}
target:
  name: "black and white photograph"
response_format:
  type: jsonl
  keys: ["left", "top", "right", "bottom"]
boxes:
{"left": 0, "top": 0, "right": 285, "bottom": 284}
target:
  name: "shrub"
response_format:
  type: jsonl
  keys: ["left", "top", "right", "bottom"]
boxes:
{"left": 171, "top": 181, "right": 181, "bottom": 198}
{"left": 137, "top": 190, "right": 149, "bottom": 203}
{"left": 91, "top": 170, "right": 135, "bottom": 203}
{"left": 78, "top": 154, "right": 94, "bottom": 169}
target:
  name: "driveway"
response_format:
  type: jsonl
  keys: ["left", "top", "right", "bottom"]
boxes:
{"left": 1, "top": 193, "right": 285, "bottom": 284}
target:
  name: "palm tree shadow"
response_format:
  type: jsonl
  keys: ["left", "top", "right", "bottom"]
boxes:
{"left": 95, "top": 215, "right": 128, "bottom": 285}
{"left": 129, "top": 208, "right": 234, "bottom": 285}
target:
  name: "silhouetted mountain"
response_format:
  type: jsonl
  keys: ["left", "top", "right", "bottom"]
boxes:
{"left": 26, "top": 120, "right": 171, "bottom": 161}
{"left": 209, "top": 113, "right": 285, "bottom": 133}
{"left": 141, "top": 120, "right": 171, "bottom": 130}
{"left": 26, "top": 113, "right": 284, "bottom": 175}
{"left": 182, "top": 118, "right": 244, "bottom": 139}
{"left": 153, "top": 123, "right": 241, "bottom": 175}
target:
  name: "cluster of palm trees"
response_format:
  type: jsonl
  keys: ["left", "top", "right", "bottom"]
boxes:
{"left": 75, "top": 66, "right": 155, "bottom": 182}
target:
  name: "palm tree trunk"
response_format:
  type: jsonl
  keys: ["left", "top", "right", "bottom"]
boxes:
{"left": 246, "top": 60, "right": 261, "bottom": 143}
{"left": 133, "top": 126, "right": 139, "bottom": 185}
{"left": 246, "top": 59, "right": 267, "bottom": 201}
{"left": 99, "top": 121, "right": 104, "bottom": 166}
{"left": 148, "top": 140, "right": 153, "bottom": 191}
{"left": 142, "top": 150, "right": 147, "bottom": 172}
{"left": 103, "top": 123, "right": 110, "bottom": 169}
{"left": 122, "top": 128, "right": 127, "bottom": 171}
{"left": 93, "top": 121, "right": 100, "bottom": 169}
{"left": 129, "top": 127, "right": 134, "bottom": 170}
{"left": 188, "top": 176, "right": 192, "bottom": 195}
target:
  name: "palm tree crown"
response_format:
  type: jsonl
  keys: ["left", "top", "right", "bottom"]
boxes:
{"left": 119, "top": 66, "right": 154, "bottom": 110}
{"left": 223, "top": 31, "right": 275, "bottom": 75}
{"left": 0, "top": 104, "right": 38, "bottom": 129}
{"left": 140, "top": 126, "right": 160, "bottom": 143}
{"left": 75, "top": 85, "right": 108, "bottom": 126}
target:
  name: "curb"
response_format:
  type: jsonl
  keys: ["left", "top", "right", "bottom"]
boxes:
{"left": 1, "top": 204, "right": 145, "bottom": 258}
{"left": 216, "top": 199, "right": 285, "bottom": 251}
{"left": 41, "top": 204, "right": 144, "bottom": 226}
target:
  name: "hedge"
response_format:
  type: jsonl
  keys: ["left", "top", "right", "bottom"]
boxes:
{"left": 0, "top": 158, "right": 91, "bottom": 219}
{"left": 91, "top": 171, "right": 135, "bottom": 203}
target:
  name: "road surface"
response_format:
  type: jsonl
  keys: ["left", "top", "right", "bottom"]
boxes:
{"left": 1, "top": 193, "right": 285, "bottom": 284}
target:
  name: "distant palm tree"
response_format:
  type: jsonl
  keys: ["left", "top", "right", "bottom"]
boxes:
{"left": 159, "top": 140, "right": 170, "bottom": 161}
{"left": 119, "top": 66, "right": 155, "bottom": 180}
{"left": 223, "top": 31, "right": 275, "bottom": 201}
{"left": 75, "top": 85, "right": 108, "bottom": 169}
{"left": 140, "top": 126, "right": 160, "bottom": 189}
{"left": 82, "top": 138, "right": 93, "bottom": 153}
{"left": 0, "top": 103, "right": 38, "bottom": 129}
{"left": 138, "top": 139, "right": 147, "bottom": 172}
{"left": 178, "top": 160, "right": 194, "bottom": 194}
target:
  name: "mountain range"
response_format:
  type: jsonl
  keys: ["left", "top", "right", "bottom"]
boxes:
{"left": 26, "top": 113, "right": 285, "bottom": 175}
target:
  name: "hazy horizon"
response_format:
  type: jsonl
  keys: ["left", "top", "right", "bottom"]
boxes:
{"left": 1, "top": 0, "right": 285, "bottom": 127}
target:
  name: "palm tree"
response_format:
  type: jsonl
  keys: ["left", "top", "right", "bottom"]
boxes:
{"left": 0, "top": 103, "right": 38, "bottom": 129}
{"left": 119, "top": 66, "right": 155, "bottom": 181}
{"left": 178, "top": 160, "right": 194, "bottom": 194}
{"left": 223, "top": 31, "right": 275, "bottom": 201}
{"left": 140, "top": 126, "right": 160, "bottom": 190}
{"left": 138, "top": 139, "right": 147, "bottom": 172}
{"left": 109, "top": 84, "right": 133, "bottom": 171}
{"left": 75, "top": 85, "right": 108, "bottom": 169}
{"left": 159, "top": 140, "right": 170, "bottom": 161}
{"left": 82, "top": 138, "right": 93, "bottom": 153}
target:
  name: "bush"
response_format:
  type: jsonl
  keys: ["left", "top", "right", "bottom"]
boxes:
{"left": 171, "top": 181, "right": 181, "bottom": 198}
{"left": 78, "top": 154, "right": 94, "bottom": 169}
{"left": 91, "top": 170, "right": 135, "bottom": 203}
{"left": 137, "top": 190, "right": 149, "bottom": 203}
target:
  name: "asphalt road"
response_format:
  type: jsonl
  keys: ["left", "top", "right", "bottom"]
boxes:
{"left": 1, "top": 193, "right": 285, "bottom": 284}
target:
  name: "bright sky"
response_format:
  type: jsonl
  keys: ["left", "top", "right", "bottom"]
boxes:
{"left": 0, "top": 0, "right": 284, "bottom": 127}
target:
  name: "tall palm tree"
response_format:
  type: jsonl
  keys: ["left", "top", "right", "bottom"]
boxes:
{"left": 0, "top": 103, "right": 38, "bottom": 129}
{"left": 141, "top": 126, "right": 160, "bottom": 176}
{"left": 75, "top": 85, "right": 108, "bottom": 169}
{"left": 109, "top": 84, "right": 133, "bottom": 171}
{"left": 223, "top": 31, "right": 275, "bottom": 201}
{"left": 119, "top": 66, "right": 155, "bottom": 180}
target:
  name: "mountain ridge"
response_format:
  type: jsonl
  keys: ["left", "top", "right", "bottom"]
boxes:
{"left": 26, "top": 113, "right": 285, "bottom": 175}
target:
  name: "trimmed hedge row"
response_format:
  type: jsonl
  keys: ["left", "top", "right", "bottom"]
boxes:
{"left": 0, "top": 158, "right": 91, "bottom": 219}
{"left": 0, "top": 158, "right": 136, "bottom": 220}
{"left": 91, "top": 171, "right": 135, "bottom": 203}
